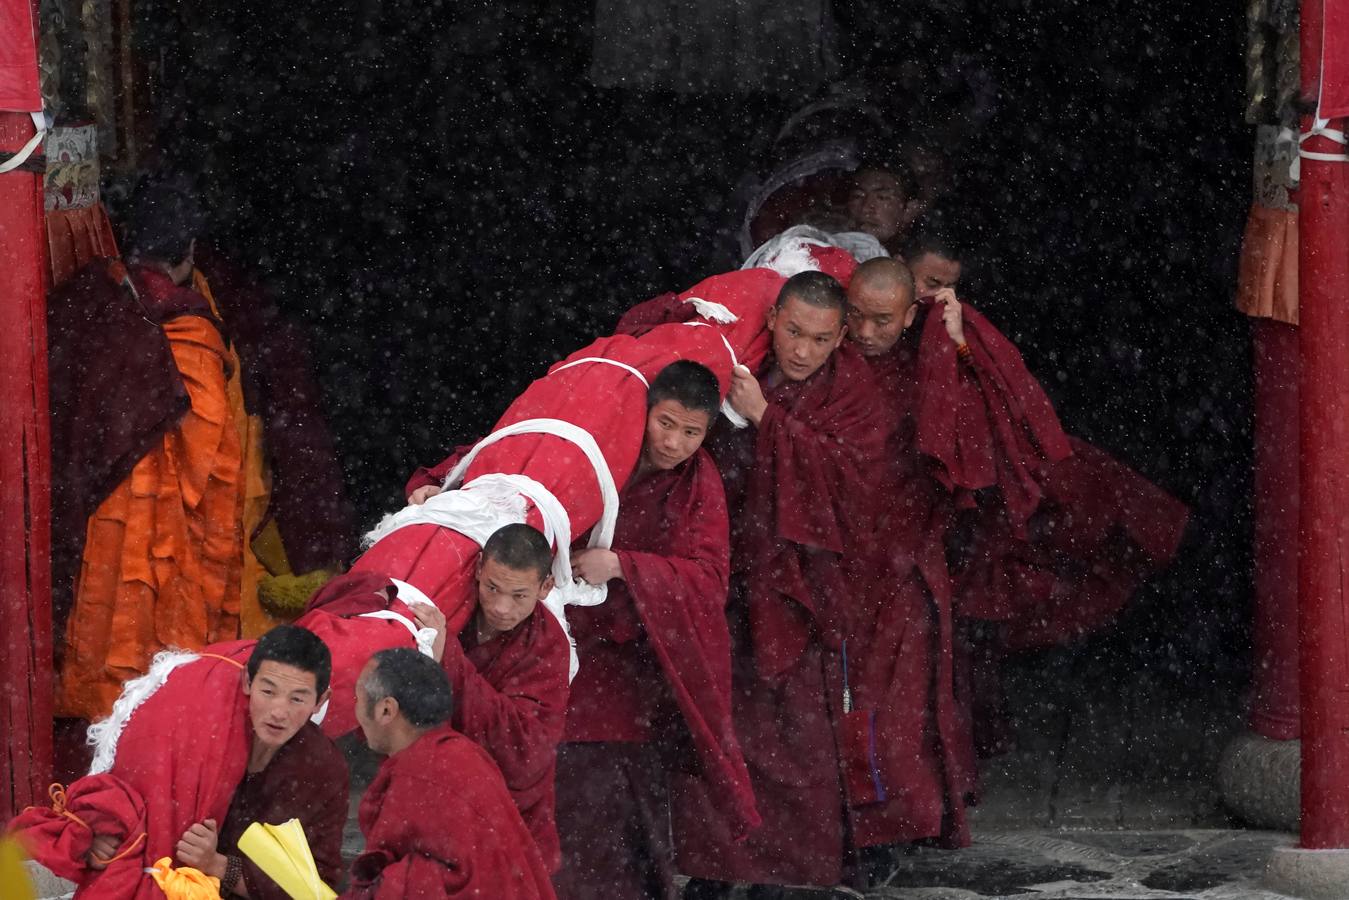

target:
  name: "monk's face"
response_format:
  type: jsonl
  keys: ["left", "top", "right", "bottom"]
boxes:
{"left": 847, "top": 278, "right": 917, "bottom": 357}
{"left": 767, "top": 295, "right": 846, "bottom": 382}
{"left": 846, "top": 170, "right": 906, "bottom": 243}
{"left": 909, "top": 252, "right": 962, "bottom": 297}
{"left": 476, "top": 557, "right": 554, "bottom": 634}
{"left": 244, "top": 660, "right": 327, "bottom": 751}
{"left": 643, "top": 399, "right": 712, "bottom": 471}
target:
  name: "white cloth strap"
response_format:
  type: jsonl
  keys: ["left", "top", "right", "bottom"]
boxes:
{"left": 0, "top": 112, "right": 46, "bottom": 174}
{"left": 441, "top": 417, "right": 620, "bottom": 550}
{"left": 552, "top": 356, "right": 649, "bottom": 387}
{"left": 685, "top": 323, "right": 750, "bottom": 428}
{"left": 390, "top": 578, "right": 436, "bottom": 607}
{"left": 357, "top": 609, "right": 439, "bottom": 659}
{"left": 1299, "top": 117, "right": 1349, "bottom": 171}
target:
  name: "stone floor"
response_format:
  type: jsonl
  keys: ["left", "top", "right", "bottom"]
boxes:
{"left": 699, "top": 829, "right": 1295, "bottom": 899}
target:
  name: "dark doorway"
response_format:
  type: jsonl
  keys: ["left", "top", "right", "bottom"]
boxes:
{"left": 138, "top": 0, "right": 1253, "bottom": 821}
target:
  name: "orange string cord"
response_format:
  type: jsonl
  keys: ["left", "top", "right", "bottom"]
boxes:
{"left": 91, "top": 831, "right": 146, "bottom": 865}
{"left": 31, "top": 783, "right": 149, "bottom": 866}
{"left": 197, "top": 652, "right": 245, "bottom": 669}
{"left": 31, "top": 783, "right": 93, "bottom": 832}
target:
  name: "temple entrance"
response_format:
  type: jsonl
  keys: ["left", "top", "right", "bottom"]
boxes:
{"left": 12, "top": 0, "right": 1270, "bottom": 894}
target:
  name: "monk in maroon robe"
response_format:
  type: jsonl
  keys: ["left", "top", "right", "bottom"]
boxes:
{"left": 903, "top": 238, "right": 1188, "bottom": 754}
{"left": 554, "top": 361, "right": 757, "bottom": 900}
{"left": 348, "top": 648, "right": 555, "bottom": 899}
{"left": 846, "top": 244, "right": 1188, "bottom": 830}
{"left": 842, "top": 258, "right": 993, "bottom": 857}
{"left": 12, "top": 626, "right": 348, "bottom": 899}
{"left": 172, "top": 625, "right": 350, "bottom": 898}
{"left": 408, "top": 524, "right": 570, "bottom": 872}
{"left": 900, "top": 235, "right": 1188, "bottom": 632}
{"left": 679, "top": 272, "right": 890, "bottom": 894}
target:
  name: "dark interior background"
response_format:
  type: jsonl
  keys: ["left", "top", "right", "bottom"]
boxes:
{"left": 134, "top": 0, "right": 1254, "bottom": 779}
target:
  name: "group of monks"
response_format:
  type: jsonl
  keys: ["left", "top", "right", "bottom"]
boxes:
{"left": 10, "top": 162, "right": 1190, "bottom": 898}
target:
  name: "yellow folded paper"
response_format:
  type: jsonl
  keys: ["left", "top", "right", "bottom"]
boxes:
{"left": 237, "top": 819, "right": 336, "bottom": 900}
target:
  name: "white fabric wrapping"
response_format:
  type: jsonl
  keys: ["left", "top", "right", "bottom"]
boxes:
{"left": 87, "top": 649, "right": 200, "bottom": 774}
{"left": 741, "top": 224, "right": 888, "bottom": 276}
{"left": 683, "top": 297, "right": 739, "bottom": 324}
{"left": 438, "top": 418, "right": 621, "bottom": 552}
{"left": 823, "top": 230, "right": 888, "bottom": 263}
{"left": 361, "top": 417, "right": 625, "bottom": 680}
{"left": 364, "top": 475, "right": 530, "bottom": 550}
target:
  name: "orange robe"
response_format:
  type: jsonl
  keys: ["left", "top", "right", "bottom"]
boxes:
{"left": 192, "top": 269, "right": 277, "bottom": 637}
{"left": 56, "top": 293, "right": 246, "bottom": 720}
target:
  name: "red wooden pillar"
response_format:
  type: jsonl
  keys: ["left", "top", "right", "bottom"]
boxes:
{"left": 0, "top": 113, "right": 53, "bottom": 821}
{"left": 0, "top": 0, "right": 53, "bottom": 821}
{"left": 1250, "top": 319, "right": 1301, "bottom": 740}
{"left": 1298, "top": 0, "right": 1349, "bottom": 849}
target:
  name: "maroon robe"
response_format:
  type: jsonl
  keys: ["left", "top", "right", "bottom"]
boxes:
{"left": 954, "top": 436, "right": 1191, "bottom": 649}
{"left": 904, "top": 298, "right": 1189, "bottom": 640}
{"left": 556, "top": 449, "right": 756, "bottom": 899}
{"left": 344, "top": 724, "right": 556, "bottom": 899}
{"left": 863, "top": 300, "right": 1188, "bottom": 790}
{"left": 444, "top": 605, "right": 571, "bottom": 872}
{"left": 674, "top": 344, "right": 889, "bottom": 888}
{"left": 217, "top": 722, "right": 350, "bottom": 899}
{"left": 45, "top": 260, "right": 218, "bottom": 639}
{"left": 853, "top": 321, "right": 988, "bottom": 851}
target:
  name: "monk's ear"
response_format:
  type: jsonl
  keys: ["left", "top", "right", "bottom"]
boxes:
{"left": 766, "top": 305, "right": 778, "bottom": 329}
{"left": 540, "top": 574, "right": 555, "bottom": 597}
{"left": 904, "top": 301, "right": 918, "bottom": 330}
{"left": 240, "top": 669, "right": 251, "bottom": 695}
{"left": 316, "top": 687, "right": 332, "bottom": 710}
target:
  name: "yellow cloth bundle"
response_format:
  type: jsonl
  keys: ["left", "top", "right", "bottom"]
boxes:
{"left": 258, "top": 569, "right": 338, "bottom": 619}
{"left": 237, "top": 819, "right": 336, "bottom": 900}
{"left": 0, "top": 837, "right": 36, "bottom": 900}
{"left": 147, "top": 858, "right": 221, "bottom": 899}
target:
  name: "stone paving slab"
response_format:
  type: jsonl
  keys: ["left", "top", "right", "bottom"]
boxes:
{"left": 864, "top": 829, "right": 1297, "bottom": 899}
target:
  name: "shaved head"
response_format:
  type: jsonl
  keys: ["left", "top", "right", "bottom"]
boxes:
{"left": 846, "top": 258, "right": 919, "bottom": 358}
{"left": 851, "top": 257, "right": 916, "bottom": 302}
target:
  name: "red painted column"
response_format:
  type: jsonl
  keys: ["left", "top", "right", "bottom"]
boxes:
{"left": 1250, "top": 319, "right": 1301, "bottom": 740}
{"left": 1298, "top": 0, "right": 1349, "bottom": 848}
{"left": 0, "top": 110, "right": 53, "bottom": 820}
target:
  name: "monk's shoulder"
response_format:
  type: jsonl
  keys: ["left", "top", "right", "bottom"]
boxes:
{"left": 240, "top": 722, "right": 349, "bottom": 822}
{"left": 832, "top": 341, "right": 882, "bottom": 388}
{"left": 299, "top": 720, "right": 348, "bottom": 761}
{"left": 399, "top": 728, "right": 510, "bottom": 790}
{"left": 529, "top": 609, "right": 572, "bottom": 670}
{"left": 686, "top": 450, "right": 728, "bottom": 509}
